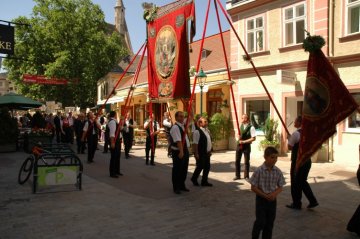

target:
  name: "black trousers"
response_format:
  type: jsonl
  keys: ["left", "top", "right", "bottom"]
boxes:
{"left": 191, "top": 153, "right": 211, "bottom": 183}
{"left": 123, "top": 133, "right": 133, "bottom": 157}
{"left": 166, "top": 134, "right": 172, "bottom": 155}
{"left": 55, "top": 128, "right": 61, "bottom": 143}
{"left": 172, "top": 149, "right": 189, "bottom": 191}
{"left": 145, "top": 137, "right": 157, "bottom": 164}
{"left": 64, "top": 127, "right": 74, "bottom": 143}
{"left": 87, "top": 134, "right": 98, "bottom": 162}
{"left": 235, "top": 144, "right": 251, "bottom": 178}
{"left": 252, "top": 196, "right": 277, "bottom": 239}
{"left": 109, "top": 141, "right": 121, "bottom": 176}
{"left": 347, "top": 204, "right": 360, "bottom": 235}
{"left": 76, "top": 135, "right": 85, "bottom": 153}
{"left": 292, "top": 159, "right": 318, "bottom": 207}
{"left": 103, "top": 138, "right": 109, "bottom": 153}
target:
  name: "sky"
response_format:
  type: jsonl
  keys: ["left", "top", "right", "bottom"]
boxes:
{"left": 0, "top": 0, "right": 230, "bottom": 55}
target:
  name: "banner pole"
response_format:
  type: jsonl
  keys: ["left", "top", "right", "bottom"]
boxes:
{"left": 97, "top": 42, "right": 146, "bottom": 118}
{"left": 184, "top": 0, "right": 212, "bottom": 144}
{"left": 213, "top": 0, "right": 241, "bottom": 140}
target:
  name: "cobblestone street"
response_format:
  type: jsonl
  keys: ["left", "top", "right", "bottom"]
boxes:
{"left": 0, "top": 144, "right": 359, "bottom": 239}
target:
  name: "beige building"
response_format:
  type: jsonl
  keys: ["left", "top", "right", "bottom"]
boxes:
{"left": 226, "top": 0, "right": 360, "bottom": 166}
{"left": 0, "top": 72, "right": 18, "bottom": 96}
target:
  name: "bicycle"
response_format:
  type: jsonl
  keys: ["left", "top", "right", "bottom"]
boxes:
{"left": 18, "top": 143, "right": 76, "bottom": 185}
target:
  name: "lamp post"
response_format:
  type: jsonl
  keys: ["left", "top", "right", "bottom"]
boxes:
{"left": 197, "top": 68, "right": 207, "bottom": 115}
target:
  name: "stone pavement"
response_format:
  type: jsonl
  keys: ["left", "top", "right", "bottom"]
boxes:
{"left": 0, "top": 143, "right": 359, "bottom": 239}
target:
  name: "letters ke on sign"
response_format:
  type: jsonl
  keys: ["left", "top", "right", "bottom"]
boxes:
{"left": 0, "top": 24, "right": 15, "bottom": 55}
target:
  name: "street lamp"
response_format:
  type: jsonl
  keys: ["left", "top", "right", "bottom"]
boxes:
{"left": 197, "top": 68, "right": 207, "bottom": 115}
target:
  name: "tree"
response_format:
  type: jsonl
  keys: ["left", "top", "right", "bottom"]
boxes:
{"left": 3, "top": 0, "right": 128, "bottom": 108}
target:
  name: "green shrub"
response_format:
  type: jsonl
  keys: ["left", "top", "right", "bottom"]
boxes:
{"left": 208, "top": 113, "right": 231, "bottom": 142}
{"left": 259, "top": 117, "right": 279, "bottom": 150}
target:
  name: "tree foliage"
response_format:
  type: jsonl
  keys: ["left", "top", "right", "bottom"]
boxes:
{"left": 3, "top": 0, "right": 128, "bottom": 108}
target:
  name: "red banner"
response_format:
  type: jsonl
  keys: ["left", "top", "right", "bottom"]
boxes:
{"left": 23, "top": 74, "right": 68, "bottom": 85}
{"left": 147, "top": 0, "right": 195, "bottom": 100}
{"left": 297, "top": 50, "right": 358, "bottom": 169}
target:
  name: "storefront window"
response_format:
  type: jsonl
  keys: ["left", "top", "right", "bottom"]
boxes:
{"left": 346, "top": 93, "right": 360, "bottom": 132}
{"left": 245, "top": 99, "right": 270, "bottom": 131}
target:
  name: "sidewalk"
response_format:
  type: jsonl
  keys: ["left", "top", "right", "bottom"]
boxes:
{"left": 0, "top": 143, "right": 359, "bottom": 239}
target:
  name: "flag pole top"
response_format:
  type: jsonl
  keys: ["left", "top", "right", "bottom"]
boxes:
{"left": 302, "top": 30, "right": 325, "bottom": 53}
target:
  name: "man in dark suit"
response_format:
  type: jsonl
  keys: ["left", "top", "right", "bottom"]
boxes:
{"left": 123, "top": 112, "right": 134, "bottom": 159}
{"left": 107, "top": 111, "right": 122, "bottom": 178}
{"left": 53, "top": 112, "right": 62, "bottom": 143}
{"left": 191, "top": 117, "right": 213, "bottom": 187}
{"left": 144, "top": 113, "right": 160, "bottom": 166}
{"left": 81, "top": 112, "right": 101, "bottom": 164}
{"left": 234, "top": 114, "right": 256, "bottom": 180}
{"left": 74, "top": 113, "right": 85, "bottom": 154}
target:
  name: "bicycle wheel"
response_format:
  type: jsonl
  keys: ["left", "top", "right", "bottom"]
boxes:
{"left": 18, "top": 156, "right": 34, "bottom": 185}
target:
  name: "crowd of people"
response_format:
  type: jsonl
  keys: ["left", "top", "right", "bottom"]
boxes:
{"left": 17, "top": 109, "right": 344, "bottom": 239}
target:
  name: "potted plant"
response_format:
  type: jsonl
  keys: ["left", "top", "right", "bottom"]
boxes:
{"left": 259, "top": 117, "right": 280, "bottom": 150}
{"left": 24, "top": 128, "right": 53, "bottom": 152}
{"left": 0, "top": 107, "right": 19, "bottom": 152}
{"left": 208, "top": 113, "right": 231, "bottom": 150}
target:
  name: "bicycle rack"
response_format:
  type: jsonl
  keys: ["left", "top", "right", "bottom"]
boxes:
{"left": 32, "top": 145, "right": 83, "bottom": 193}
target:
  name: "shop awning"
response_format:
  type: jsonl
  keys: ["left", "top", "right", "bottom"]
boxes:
{"left": 97, "top": 96, "right": 125, "bottom": 105}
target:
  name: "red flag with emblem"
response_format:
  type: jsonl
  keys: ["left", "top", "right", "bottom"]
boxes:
{"left": 297, "top": 49, "right": 358, "bottom": 170}
{"left": 147, "top": 0, "right": 195, "bottom": 100}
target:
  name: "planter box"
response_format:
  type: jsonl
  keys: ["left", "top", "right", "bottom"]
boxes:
{"left": 0, "top": 143, "right": 17, "bottom": 153}
{"left": 24, "top": 135, "right": 53, "bottom": 153}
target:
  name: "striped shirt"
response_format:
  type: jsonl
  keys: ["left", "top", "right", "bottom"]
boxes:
{"left": 249, "top": 163, "right": 286, "bottom": 194}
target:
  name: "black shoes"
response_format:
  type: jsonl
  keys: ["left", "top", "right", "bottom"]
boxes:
{"left": 116, "top": 172, "right": 123, "bottom": 176}
{"left": 286, "top": 204, "right": 302, "bottom": 210}
{"left": 110, "top": 175, "right": 118, "bottom": 178}
{"left": 307, "top": 202, "right": 319, "bottom": 209}
{"left": 233, "top": 176, "right": 241, "bottom": 181}
{"left": 191, "top": 178, "right": 200, "bottom": 186}
{"left": 150, "top": 162, "right": 155, "bottom": 166}
{"left": 201, "top": 182, "right": 213, "bottom": 187}
{"left": 174, "top": 190, "right": 181, "bottom": 194}
{"left": 286, "top": 202, "right": 319, "bottom": 210}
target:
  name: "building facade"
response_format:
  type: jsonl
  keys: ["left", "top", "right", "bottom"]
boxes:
{"left": 0, "top": 72, "right": 18, "bottom": 96}
{"left": 226, "top": 0, "right": 360, "bottom": 166}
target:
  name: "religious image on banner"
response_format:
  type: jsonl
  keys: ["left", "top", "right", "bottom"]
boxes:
{"left": 296, "top": 36, "right": 359, "bottom": 170}
{"left": 146, "top": 0, "right": 195, "bottom": 100}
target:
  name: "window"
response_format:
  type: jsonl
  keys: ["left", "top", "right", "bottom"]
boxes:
{"left": 283, "top": 2, "right": 306, "bottom": 46}
{"left": 347, "top": 0, "right": 360, "bottom": 35}
{"left": 201, "top": 49, "right": 207, "bottom": 59}
{"left": 245, "top": 99, "right": 270, "bottom": 131}
{"left": 346, "top": 93, "right": 360, "bottom": 132}
{"left": 231, "top": 0, "right": 253, "bottom": 6}
{"left": 201, "top": 49, "right": 211, "bottom": 60}
{"left": 246, "top": 16, "right": 264, "bottom": 53}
